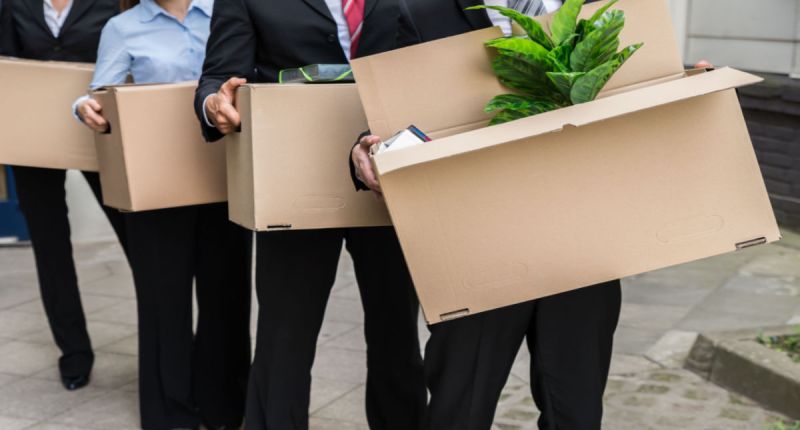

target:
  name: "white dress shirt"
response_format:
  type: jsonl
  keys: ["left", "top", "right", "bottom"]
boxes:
{"left": 485, "top": 0, "right": 563, "bottom": 36}
{"left": 43, "top": 0, "right": 73, "bottom": 38}
{"left": 324, "top": 0, "right": 354, "bottom": 61}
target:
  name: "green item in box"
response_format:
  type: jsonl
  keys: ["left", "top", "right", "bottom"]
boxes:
{"left": 278, "top": 64, "right": 354, "bottom": 84}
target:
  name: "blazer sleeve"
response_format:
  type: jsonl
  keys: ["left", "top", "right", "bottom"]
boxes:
{"left": 0, "top": 0, "right": 20, "bottom": 57}
{"left": 195, "top": 0, "right": 257, "bottom": 142}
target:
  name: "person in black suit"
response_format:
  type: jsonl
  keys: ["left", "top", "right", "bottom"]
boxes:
{"left": 194, "top": 1, "right": 426, "bottom": 429}
{"left": 0, "top": 0, "right": 127, "bottom": 392}
{"left": 352, "top": 1, "right": 622, "bottom": 429}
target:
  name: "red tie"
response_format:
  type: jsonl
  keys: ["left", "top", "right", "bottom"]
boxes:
{"left": 342, "top": 0, "right": 365, "bottom": 58}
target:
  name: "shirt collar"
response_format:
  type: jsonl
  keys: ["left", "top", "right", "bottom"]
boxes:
{"left": 138, "top": 0, "right": 212, "bottom": 23}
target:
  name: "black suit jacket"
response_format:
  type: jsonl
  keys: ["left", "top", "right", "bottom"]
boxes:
{"left": 0, "top": 0, "right": 118, "bottom": 62}
{"left": 195, "top": 0, "right": 409, "bottom": 142}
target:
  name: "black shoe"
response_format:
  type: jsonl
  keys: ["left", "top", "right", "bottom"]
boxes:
{"left": 62, "top": 374, "right": 90, "bottom": 391}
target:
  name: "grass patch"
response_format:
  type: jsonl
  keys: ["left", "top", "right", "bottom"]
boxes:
{"left": 757, "top": 326, "right": 800, "bottom": 363}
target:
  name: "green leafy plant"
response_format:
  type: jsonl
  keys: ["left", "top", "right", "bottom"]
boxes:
{"left": 467, "top": 0, "right": 643, "bottom": 125}
{"left": 764, "top": 420, "right": 800, "bottom": 430}
{"left": 757, "top": 326, "right": 800, "bottom": 363}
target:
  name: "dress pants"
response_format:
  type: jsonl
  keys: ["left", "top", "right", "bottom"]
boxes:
{"left": 12, "top": 166, "right": 128, "bottom": 379}
{"left": 245, "top": 227, "right": 426, "bottom": 430}
{"left": 424, "top": 280, "right": 622, "bottom": 430}
{"left": 125, "top": 203, "right": 252, "bottom": 430}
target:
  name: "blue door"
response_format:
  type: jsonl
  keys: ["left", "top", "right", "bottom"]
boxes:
{"left": 0, "top": 166, "right": 30, "bottom": 243}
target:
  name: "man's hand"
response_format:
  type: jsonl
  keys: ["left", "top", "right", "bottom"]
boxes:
{"left": 205, "top": 77, "right": 246, "bottom": 135}
{"left": 78, "top": 98, "right": 109, "bottom": 133}
{"left": 352, "top": 135, "right": 383, "bottom": 199}
{"left": 694, "top": 60, "right": 713, "bottom": 69}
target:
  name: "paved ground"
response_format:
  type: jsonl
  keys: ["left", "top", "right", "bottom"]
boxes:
{"left": 0, "top": 229, "right": 799, "bottom": 429}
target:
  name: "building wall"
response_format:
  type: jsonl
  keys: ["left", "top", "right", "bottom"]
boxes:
{"left": 677, "top": 0, "right": 799, "bottom": 76}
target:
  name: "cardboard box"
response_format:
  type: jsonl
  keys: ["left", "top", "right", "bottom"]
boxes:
{"left": 226, "top": 83, "right": 391, "bottom": 231}
{"left": 351, "top": 0, "right": 780, "bottom": 323}
{"left": 93, "top": 82, "right": 227, "bottom": 211}
{"left": 0, "top": 58, "right": 97, "bottom": 171}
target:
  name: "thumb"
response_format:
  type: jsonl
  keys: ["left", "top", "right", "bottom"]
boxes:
{"left": 221, "top": 77, "right": 247, "bottom": 100}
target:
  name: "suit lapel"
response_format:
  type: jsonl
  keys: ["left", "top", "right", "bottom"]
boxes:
{"left": 456, "top": 0, "right": 493, "bottom": 30}
{"left": 23, "top": 0, "right": 53, "bottom": 38}
{"left": 60, "top": 0, "right": 100, "bottom": 37}
{"left": 302, "top": 0, "right": 336, "bottom": 23}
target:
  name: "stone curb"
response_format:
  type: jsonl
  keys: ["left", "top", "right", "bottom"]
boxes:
{"left": 685, "top": 325, "right": 800, "bottom": 420}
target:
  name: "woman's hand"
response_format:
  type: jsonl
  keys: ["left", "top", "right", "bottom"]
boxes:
{"left": 78, "top": 98, "right": 109, "bottom": 133}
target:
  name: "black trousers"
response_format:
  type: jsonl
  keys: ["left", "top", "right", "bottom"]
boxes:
{"left": 424, "top": 280, "right": 622, "bottom": 430}
{"left": 12, "top": 166, "right": 128, "bottom": 379}
{"left": 125, "top": 203, "right": 252, "bottom": 430}
{"left": 245, "top": 227, "right": 426, "bottom": 430}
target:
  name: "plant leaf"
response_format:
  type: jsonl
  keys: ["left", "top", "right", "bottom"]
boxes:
{"left": 547, "top": 44, "right": 574, "bottom": 73}
{"left": 484, "top": 94, "right": 559, "bottom": 114}
{"left": 570, "top": 59, "right": 619, "bottom": 104}
{"left": 546, "top": 71, "right": 586, "bottom": 98}
{"left": 550, "top": 0, "right": 585, "bottom": 46}
{"left": 466, "top": 5, "right": 554, "bottom": 48}
{"left": 489, "top": 109, "right": 531, "bottom": 126}
{"left": 486, "top": 37, "right": 553, "bottom": 72}
{"left": 570, "top": 10, "right": 625, "bottom": 72}
{"left": 614, "top": 42, "right": 643, "bottom": 64}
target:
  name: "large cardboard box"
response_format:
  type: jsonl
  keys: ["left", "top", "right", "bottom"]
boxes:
{"left": 93, "top": 82, "right": 227, "bottom": 211}
{"left": 226, "top": 83, "right": 390, "bottom": 231}
{"left": 0, "top": 58, "right": 97, "bottom": 171}
{"left": 351, "top": 0, "right": 780, "bottom": 323}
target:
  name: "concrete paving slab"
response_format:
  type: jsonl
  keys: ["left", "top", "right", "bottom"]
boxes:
{"left": 0, "top": 341, "right": 59, "bottom": 376}
{"left": 0, "top": 378, "right": 107, "bottom": 421}
{"left": 48, "top": 389, "right": 139, "bottom": 429}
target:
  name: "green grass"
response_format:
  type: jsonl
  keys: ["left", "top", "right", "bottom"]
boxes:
{"left": 764, "top": 421, "right": 800, "bottom": 430}
{"left": 757, "top": 326, "right": 800, "bottom": 363}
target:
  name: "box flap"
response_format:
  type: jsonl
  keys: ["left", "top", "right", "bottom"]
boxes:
{"left": 92, "top": 81, "right": 197, "bottom": 93}
{"left": 374, "top": 67, "right": 763, "bottom": 175}
{"left": 0, "top": 56, "right": 94, "bottom": 71}
{"left": 351, "top": 0, "right": 683, "bottom": 140}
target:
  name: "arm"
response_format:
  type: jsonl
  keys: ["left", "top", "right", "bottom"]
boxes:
{"left": 0, "top": 0, "right": 20, "bottom": 57}
{"left": 74, "top": 19, "right": 131, "bottom": 132}
{"left": 194, "top": 0, "right": 257, "bottom": 142}
{"left": 348, "top": 0, "right": 420, "bottom": 194}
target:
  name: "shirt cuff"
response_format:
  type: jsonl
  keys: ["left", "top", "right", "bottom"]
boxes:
{"left": 202, "top": 94, "right": 216, "bottom": 128}
{"left": 72, "top": 95, "right": 91, "bottom": 124}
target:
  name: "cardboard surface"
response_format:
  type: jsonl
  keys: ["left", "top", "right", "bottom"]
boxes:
{"left": 93, "top": 82, "right": 227, "bottom": 211}
{"left": 351, "top": 0, "right": 779, "bottom": 323}
{"left": 226, "top": 83, "right": 391, "bottom": 231}
{"left": 0, "top": 58, "right": 97, "bottom": 171}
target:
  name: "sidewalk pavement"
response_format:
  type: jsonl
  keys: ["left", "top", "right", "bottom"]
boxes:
{"left": 0, "top": 229, "right": 798, "bottom": 429}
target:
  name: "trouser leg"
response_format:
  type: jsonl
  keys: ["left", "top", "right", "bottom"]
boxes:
{"left": 528, "top": 280, "right": 622, "bottom": 430}
{"left": 345, "top": 227, "right": 426, "bottom": 430}
{"left": 424, "top": 302, "right": 534, "bottom": 430}
{"left": 193, "top": 203, "right": 252, "bottom": 427}
{"left": 12, "top": 166, "right": 93, "bottom": 378}
{"left": 126, "top": 207, "right": 199, "bottom": 430}
{"left": 246, "top": 229, "right": 344, "bottom": 430}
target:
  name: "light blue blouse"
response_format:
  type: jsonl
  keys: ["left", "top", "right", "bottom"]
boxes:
{"left": 89, "top": 0, "right": 212, "bottom": 88}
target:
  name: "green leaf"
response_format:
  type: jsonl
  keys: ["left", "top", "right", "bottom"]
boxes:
{"left": 489, "top": 109, "right": 531, "bottom": 126}
{"left": 550, "top": 0, "right": 584, "bottom": 46}
{"left": 586, "top": 0, "right": 620, "bottom": 28}
{"left": 570, "top": 10, "right": 625, "bottom": 72}
{"left": 614, "top": 42, "right": 643, "bottom": 64}
{"left": 486, "top": 37, "right": 553, "bottom": 72}
{"left": 570, "top": 59, "right": 619, "bottom": 104}
{"left": 546, "top": 71, "right": 586, "bottom": 98}
{"left": 547, "top": 44, "right": 574, "bottom": 73}
{"left": 466, "top": 5, "right": 553, "bottom": 49}
{"left": 484, "top": 94, "right": 559, "bottom": 114}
